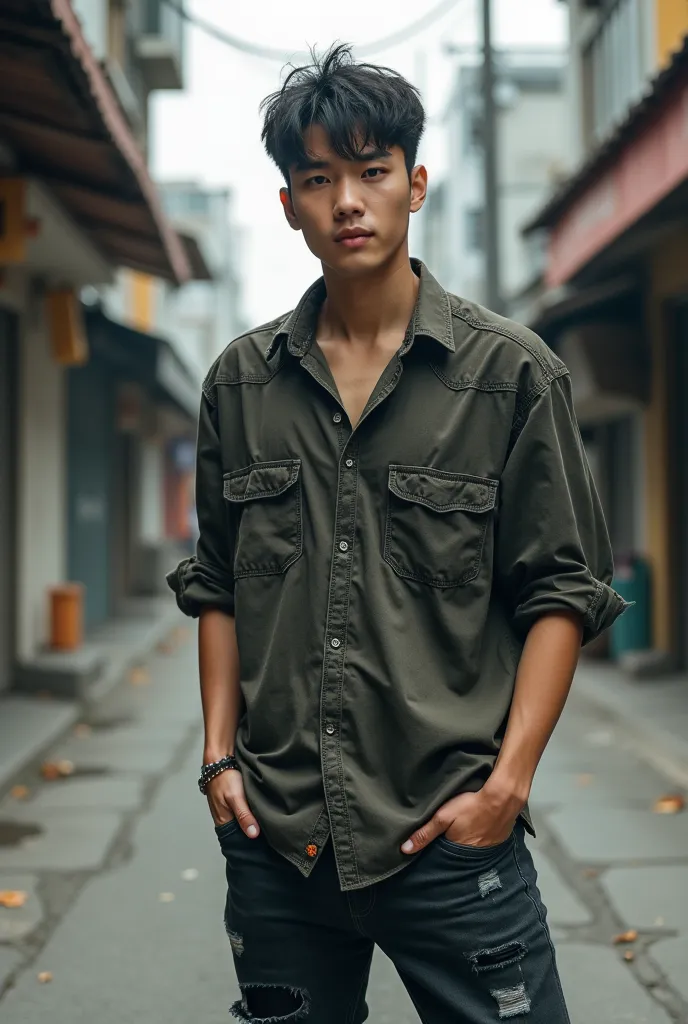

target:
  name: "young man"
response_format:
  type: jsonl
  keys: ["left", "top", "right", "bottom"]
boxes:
{"left": 168, "top": 44, "right": 626, "bottom": 1024}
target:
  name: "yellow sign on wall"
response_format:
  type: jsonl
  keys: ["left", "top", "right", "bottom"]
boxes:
{"left": 0, "top": 179, "right": 27, "bottom": 265}
{"left": 656, "top": 0, "right": 688, "bottom": 68}
{"left": 46, "top": 289, "right": 89, "bottom": 367}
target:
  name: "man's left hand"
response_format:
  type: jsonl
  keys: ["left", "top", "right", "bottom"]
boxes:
{"left": 400, "top": 787, "right": 521, "bottom": 854}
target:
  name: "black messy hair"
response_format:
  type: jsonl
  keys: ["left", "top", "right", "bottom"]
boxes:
{"left": 260, "top": 43, "right": 426, "bottom": 185}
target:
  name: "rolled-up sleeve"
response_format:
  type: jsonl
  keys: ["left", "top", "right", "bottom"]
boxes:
{"left": 166, "top": 391, "right": 235, "bottom": 618}
{"left": 495, "top": 371, "right": 629, "bottom": 645}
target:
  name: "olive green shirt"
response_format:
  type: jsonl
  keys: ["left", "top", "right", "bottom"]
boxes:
{"left": 167, "top": 259, "right": 627, "bottom": 891}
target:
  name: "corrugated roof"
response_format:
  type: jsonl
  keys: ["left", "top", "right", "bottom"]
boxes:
{"left": 523, "top": 34, "right": 688, "bottom": 234}
{"left": 0, "top": 0, "right": 190, "bottom": 283}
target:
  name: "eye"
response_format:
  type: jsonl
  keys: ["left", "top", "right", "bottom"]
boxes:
{"left": 306, "top": 175, "right": 328, "bottom": 187}
{"left": 363, "top": 167, "right": 386, "bottom": 179}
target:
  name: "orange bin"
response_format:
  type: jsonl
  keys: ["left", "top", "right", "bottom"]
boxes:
{"left": 49, "top": 583, "right": 84, "bottom": 651}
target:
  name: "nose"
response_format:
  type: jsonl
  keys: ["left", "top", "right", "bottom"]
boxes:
{"left": 333, "top": 177, "right": 365, "bottom": 219}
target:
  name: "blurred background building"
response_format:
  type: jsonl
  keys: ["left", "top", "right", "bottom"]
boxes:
{"left": 0, "top": 0, "right": 243, "bottom": 701}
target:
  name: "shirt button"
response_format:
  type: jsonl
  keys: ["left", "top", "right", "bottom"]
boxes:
{"left": 330, "top": 637, "right": 341, "bottom": 649}
{"left": 325, "top": 723, "right": 336, "bottom": 735}
{"left": 333, "top": 412, "right": 342, "bottom": 424}
{"left": 339, "top": 540, "right": 349, "bottom": 552}
{"left": 345, "top": 458, "right": 354, "bottom": 468}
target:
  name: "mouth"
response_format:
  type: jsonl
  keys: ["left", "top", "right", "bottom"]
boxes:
{"left": 335, "top": 230, "right": 374, "bottom": 249}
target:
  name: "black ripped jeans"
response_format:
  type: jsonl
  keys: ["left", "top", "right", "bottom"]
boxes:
{"left": 216, "top": 819, "right": 570, "bottom": 1024}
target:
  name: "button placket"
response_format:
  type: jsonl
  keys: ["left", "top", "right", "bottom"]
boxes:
{"left": 320, "top": 442, "right": 360, "bottom": 887}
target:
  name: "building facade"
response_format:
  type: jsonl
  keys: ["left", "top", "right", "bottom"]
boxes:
{"left": 522, "top": 0, "right": 688, "bottom": 668}
{"left": 0, "top": 0, "right": 200, "bottom": 697}
{"left": 417, "top": 49, "right": 569, "bottom": 312}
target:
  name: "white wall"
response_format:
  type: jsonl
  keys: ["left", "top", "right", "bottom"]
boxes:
{"left": 17, "top": 287, "right": 67, "bottom": 660}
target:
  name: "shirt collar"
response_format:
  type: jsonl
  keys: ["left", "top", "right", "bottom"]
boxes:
{"left": 265, "top": 259, "right": 455, "bottom": 360}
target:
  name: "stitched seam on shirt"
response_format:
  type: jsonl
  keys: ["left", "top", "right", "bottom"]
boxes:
{"left": 231, "top": 480, "right": 303, "bottom": 579}
{"left": 585, "top": 578, "right": 606, "bottom": 628}
{"left": 430, "top": 365, "right": 519, "bottom": 393}
{"left": 339, "top": 461, "right": 361, "bottom": 883}
{"left": 512, "top": 368, "right": 569, "bottom": 440}
{"left": 451, "top": 305, "right": 558, "bottom": 374}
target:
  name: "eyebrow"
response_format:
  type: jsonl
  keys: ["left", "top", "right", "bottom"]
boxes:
{"left": 294, "top": 146, "right": 392, "bottom": 172}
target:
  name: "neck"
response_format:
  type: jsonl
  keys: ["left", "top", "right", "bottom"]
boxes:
{"left": 318, "top": 246, "right": 419, "bottom": 346}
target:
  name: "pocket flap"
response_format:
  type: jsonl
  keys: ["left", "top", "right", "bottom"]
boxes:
{"left": 388, "top": 465, "right": 497, "bottom": 513}
{"left": 224, "top": 460, "right": 301, "bottom": 502}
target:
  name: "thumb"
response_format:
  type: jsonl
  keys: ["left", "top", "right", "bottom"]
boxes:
{"left": 232, "top": 796, "right": 261, "bottom": 839}
{"left": 401, "top": 815, "right": 443, "bottom": 855}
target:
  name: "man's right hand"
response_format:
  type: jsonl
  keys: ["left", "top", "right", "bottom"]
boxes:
{"left": 206, "top": 767, "right": 260, "bottom": 839}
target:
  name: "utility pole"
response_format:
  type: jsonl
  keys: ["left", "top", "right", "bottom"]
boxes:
{"left": 482, "top": 0, "right": 501, "bottom": 313}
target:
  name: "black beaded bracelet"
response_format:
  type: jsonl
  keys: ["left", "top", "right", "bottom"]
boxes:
{"left": 198, "top": 755, "right": 241, "bottom": 794}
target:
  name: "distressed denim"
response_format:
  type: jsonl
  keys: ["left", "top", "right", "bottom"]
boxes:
{"left": 216, "top": 818, "right": 570, "bottom": 1024}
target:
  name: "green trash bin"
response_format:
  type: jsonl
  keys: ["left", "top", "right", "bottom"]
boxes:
{"left": 610, "top": 555, "right": 651, "bottom": 660}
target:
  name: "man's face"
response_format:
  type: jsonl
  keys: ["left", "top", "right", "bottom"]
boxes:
{"left": 280, "top": 124, "right": 427, "bottom": 275}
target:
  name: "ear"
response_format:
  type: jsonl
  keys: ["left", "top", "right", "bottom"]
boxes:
{"left": 409, "top": 165, "right": 428, "bottom": 214}
{"left": 280, "top": 187, "right": 301, "bottom": 231}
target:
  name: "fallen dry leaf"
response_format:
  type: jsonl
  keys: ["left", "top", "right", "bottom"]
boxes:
{"left": 73, "top": 723, "right": 92, "bottom": 738}
{"left": 576, "top": 773, "right": 595, "bottom": 788}
{"left": 128, "top": 666, "right": 150, "bottom": 686}
{"left": 37, "top": 972, "right": 53, "bottom": 984}
{"left": 653, "top": 794, "right": 685, "bottom": 815}
{"left": 41, "top": 760, "right": 74, "bottom": 781}
{"left": 0, "top": 890, "right": 28, "bottom": 909}
{"left": 158, "top": 892, "right": 175, "bottom": 903}
{"left": 181, "top": 868, "right": 199, "bottom": 882}
{"left": 623, "top": 950, "right": 635, "bottom": 963}
{"left": 613, "top": 930, "right": 638, "bottom": 945}
{"left": 10, "top": 785, "right": 30, "bottom": 800}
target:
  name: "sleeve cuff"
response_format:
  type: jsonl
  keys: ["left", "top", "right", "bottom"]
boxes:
{"left": 512, "top": 574, "right": 631, "bottom": 646}
{"left": 166, "top": 556, "right": 235, "bottom": 619}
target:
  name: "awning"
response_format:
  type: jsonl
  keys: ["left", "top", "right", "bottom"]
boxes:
{"left": 523, "top": 36, "right": 688, "bottom": 288}
{"left": 85, "top": 306, "right": 200, "bottom": 420}
{"left": 0, "top": 0, "right": 190, "bottom": 283}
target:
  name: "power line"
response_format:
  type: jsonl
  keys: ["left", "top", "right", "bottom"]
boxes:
{"left": 161, "top": 0, "right": 469, "bottom": 63}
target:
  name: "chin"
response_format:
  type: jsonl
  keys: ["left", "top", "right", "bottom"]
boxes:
{"left": 322, "top": 243, "right": 392, "bottom": 276}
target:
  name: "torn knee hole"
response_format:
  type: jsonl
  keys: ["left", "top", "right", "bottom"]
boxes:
{"left": 230, "top": 984, "right": 310, "bottom": 1022}
{"left": 466, "top": 941, "right": 527, "bottom": 973}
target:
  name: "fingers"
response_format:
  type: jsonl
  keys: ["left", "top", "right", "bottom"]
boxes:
{"left": 231, "top": 795, "right": 260, "bottom": 839}
{"left": 401, "top": 812, "right": 446, "bottom": 854}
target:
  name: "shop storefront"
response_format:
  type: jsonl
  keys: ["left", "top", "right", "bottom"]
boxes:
{"left": 0, "top": 309, "right": 18, "bottom": 691}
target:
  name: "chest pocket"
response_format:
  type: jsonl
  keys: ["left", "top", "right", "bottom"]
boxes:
{"left": 384, "top": 465, "right": 497, "bottom": 588}
{"left": 223, "top": 460, "right": 302, "bottom": 579}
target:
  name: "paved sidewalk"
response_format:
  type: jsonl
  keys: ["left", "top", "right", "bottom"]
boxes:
{"left": 0, "top": 632, "right": 686, "bottom": 1022}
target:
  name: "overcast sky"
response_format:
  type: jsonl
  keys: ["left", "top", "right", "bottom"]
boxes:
{"left": 151, "top": 0, "right": 567, "bottom": 327}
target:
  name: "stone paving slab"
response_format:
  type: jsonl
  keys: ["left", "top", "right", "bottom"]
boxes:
{"left": 547, "top": 806, "right": 688, "bottom": 863}
{"left": 0, "top": 876, "right": 41, "bottom": 940}
{"left": 0, "top": 809, "right": 122, "bottom": 871}
{"left": 652, "top": 937, "right": 688, "bottom": 1003}
{"left": 604, "top": 866, "right": 688, "bottom": 931}
{"left": 531, "top": 850, "right": 592, "bottom": 926}
{"left": 557, "top": 944, "right": 671, "bottom": 1023}
{"left": 0, "top": 947, "right": 22, "bottom": 995}
{"left": 47, "top": 733, "right": 184, "bottom": 774}
{"left": 0, "top": 778, "right": 145, "bottom": 814}
{"left": 0, "top": 698, "right": 77, "bottom": 794}
{"left": 530, "top": 764, "right": 673, "bottom": 810}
